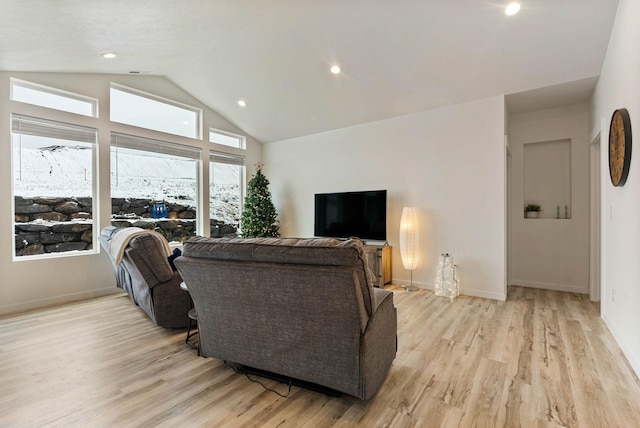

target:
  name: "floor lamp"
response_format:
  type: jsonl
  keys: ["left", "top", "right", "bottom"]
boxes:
{"left": 399, "top": 207, "right": 419, "bottom": 291}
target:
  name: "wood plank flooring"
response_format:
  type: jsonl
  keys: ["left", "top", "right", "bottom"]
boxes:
{"left": 1, "top": 286, "right": 639, "bottom": 427}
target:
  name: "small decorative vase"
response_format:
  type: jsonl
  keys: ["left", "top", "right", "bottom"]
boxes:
{"left": 526, "top": 211, "right": 539, "bottom": 219}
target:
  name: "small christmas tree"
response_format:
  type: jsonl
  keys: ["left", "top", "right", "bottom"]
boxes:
{"left": 241, "top": 164, "right": 280, "bottom": 237}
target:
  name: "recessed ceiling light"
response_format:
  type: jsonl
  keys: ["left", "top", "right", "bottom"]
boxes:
{"left": 101, "top": 52, "right": 117, "bottom": 59}
{"left": 330, "top": 65, "right": 341, "bottom": 75}
{"left": 238, "top": 100, "right": 247, "bottom": 107}
{"left": 505, "top": 2, "right": 521, "bottom": 15}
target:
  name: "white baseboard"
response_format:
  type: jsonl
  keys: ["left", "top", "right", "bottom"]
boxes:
{"left": 602, "top": 313, "right": 640, "bottom": 379}
{"left": 464, "top": 288, "right": 507, "bottom": 301}
{"left": 392, "top": 279, "right": 506, "bottom": 301}
{"left": 0, "top": 287, "right": 121, "bottom": 316}
{"left": 392, "top": 279, "right": 429, "bottom": 289}
{"left": 511, "top": 279, "right": 588, "bottom": 294}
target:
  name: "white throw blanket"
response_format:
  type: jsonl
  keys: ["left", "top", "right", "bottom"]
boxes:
{"left": 109, "top": 227, "right": 172, "bottom": 265}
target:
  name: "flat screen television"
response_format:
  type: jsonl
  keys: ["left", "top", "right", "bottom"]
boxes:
{"left": 314, "top": 190, "right": 387, "bottom": 241}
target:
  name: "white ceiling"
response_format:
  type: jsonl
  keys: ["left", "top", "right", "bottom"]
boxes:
{"left": 0, "top": 0, "right": 619, "bottom": 143}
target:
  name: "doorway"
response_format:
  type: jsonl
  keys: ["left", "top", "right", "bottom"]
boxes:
{"left": 507, "top": 105, "right": 591, "bottom": 294}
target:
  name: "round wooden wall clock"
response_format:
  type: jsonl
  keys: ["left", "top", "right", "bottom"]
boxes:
{"left": 609, "top": 108, "right": 632, "bottom": 187}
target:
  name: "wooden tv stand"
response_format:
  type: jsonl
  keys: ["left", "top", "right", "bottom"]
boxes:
{"left": 363, "top": 244, "right": 392, "bottom": 287}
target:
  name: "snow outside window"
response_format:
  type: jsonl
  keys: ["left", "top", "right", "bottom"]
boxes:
{"left": 210, "top": 152, "right": 245, "bottom": 237}
{"left": 111, "top": 133, "right": 201, "bottom": 243}
{"left": 12, "top": 115, "right": 97, "bottom": 258}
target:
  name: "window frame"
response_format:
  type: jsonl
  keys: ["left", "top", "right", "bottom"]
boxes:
{"left": 209, "top": 151, "right": 246, "bottom": 236}
{"left": 110, "top": 83, "right": 203, "bottom": 140}
{"left": 209, "top": 128, "right": 246, "bottom": 149}
{"left": 12, "top": 114, "right": 99, "bottom": 260}
{"left": 110, "top": 132, "right": 203, "bottom": 241}
{"left": 10, "top": 78, "right": 98, "bottom": 118}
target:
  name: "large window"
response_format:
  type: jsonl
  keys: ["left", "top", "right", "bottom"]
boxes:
{"left": 111, "top": 133, "right": 201, "bottom": 243}
{"left": 210, "top": 152, "right": 244, "bottom": 237}
{"left": 110, "top": 84, "right": 202, "bottom": 139}
{"left": 12, "top": 115, "right": 97, "bottom": 257}
{"left": 11, "top": 78, "right": 98, "bottom": 117}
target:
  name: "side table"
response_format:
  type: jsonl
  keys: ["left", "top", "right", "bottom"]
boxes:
{"left": 180, "top": 281, "right": 199, "bottom": 352}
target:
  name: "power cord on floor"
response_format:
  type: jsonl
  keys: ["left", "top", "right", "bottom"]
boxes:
{"left": 226, "top": 362, "right": 293, "bottom": 398}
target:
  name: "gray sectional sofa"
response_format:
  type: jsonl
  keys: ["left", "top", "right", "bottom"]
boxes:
{"left": 174, "top": 236, "right": 397, "bottom": 400}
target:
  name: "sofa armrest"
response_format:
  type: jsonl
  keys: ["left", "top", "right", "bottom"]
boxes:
{"left": 360, "top": 288, "right": 397, "bottom": 399}
{"left": 372, "top": 288, "right": 393, "bottom": 313}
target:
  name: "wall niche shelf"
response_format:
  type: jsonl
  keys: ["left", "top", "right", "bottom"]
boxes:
{"left": 523, "top": 139, "right": 572, "bottom": 220}
{"left": 525, "top": 218, "right": 572, "bottom": 220}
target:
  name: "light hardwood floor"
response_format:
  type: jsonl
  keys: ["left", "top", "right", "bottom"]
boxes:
{"left": 1, "top": 286, "right": 639, "bottom": 427}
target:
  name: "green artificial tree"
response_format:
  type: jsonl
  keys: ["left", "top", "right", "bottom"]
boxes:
{"left": 241, "top": 164, "right": 280, "bottom": 237}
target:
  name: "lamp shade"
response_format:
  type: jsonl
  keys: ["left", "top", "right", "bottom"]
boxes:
{"left": 399, "top": 207, "right": 418, "bottom": 270}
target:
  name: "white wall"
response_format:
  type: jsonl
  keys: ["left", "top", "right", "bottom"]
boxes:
{"left": 0, "top": 72, "right": 262, "bottom": 315}
{"left": 264, "top": 96, "right": 507, "bottom": 300}
{"left": 509, "top": 103, "right": 590, "bottom": 293}
{"left": 591, "top": 0, "right": 640, "bottom": 377}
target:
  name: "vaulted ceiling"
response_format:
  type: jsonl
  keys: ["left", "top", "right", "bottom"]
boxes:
{"left": 0, "top": 0, "right": 619, "bottom": 143}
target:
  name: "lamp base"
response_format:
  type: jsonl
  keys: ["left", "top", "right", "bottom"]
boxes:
{"left": 400, "top": 270, "right": 419, "bottom": 291}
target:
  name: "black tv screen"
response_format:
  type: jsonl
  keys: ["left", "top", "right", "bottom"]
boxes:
{"left": 314, "top": 190, "right": 387, "bottom": 241}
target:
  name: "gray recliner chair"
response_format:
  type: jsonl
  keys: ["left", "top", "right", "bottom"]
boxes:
{"left": 99, "top": 226, "right": 191, "bottom": 328}
{"left": 175, "top": 237, "right": 397, "bottom": 399}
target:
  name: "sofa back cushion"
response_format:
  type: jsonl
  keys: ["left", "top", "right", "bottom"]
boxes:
{"left": 128, "top": 233, "right": 174, "bottom": 284}
{"left": 182, "top": 237, "right": 376, "bottom": 320}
